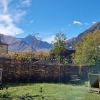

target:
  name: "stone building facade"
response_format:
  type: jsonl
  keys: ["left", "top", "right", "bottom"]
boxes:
{"left": 0, "top": 35, "right": 8, "bottom": 57}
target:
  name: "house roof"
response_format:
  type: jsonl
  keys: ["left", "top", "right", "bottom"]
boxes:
{"left": 0, "top": 42, "right": 8, "bottom": 45}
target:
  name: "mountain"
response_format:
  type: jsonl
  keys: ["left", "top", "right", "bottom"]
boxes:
{"left": 1, "top": 34, "right": 52, "bottom": 52}
{"left": 23, "top": 35, "right": 52, "bottom": 51}
{"left": 1, "top": 35, "right": 32, "bottom": 52}
{"left": 73, "top": 22, "right": 100, "bottom": 47}
{"left": 1, "top": 21, "right": 100, "bottom": 52}
{"left": 66, "top": 37, "right": 77, "bottom": 49}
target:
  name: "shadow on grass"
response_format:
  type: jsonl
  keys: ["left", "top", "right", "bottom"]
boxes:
{"left": 67, "top": 79, "right": 88, "bottom": 86}
{"left": 0, "top": 92, "right": 53, "bottom": 100}
{"left": 22, "top": 95, "right": 53, "bottom": 100}
{"left": 1, "top": 79, "right": 88, "bottom": 90}
{"left": 0, "top": 91, "right": 12, "bottom": 100}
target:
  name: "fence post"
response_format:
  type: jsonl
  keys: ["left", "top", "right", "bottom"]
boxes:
{"left": 79, "top": 65, "right": 82, "bottom": 74}
{"left": 0, "top": 68, "right": 3, "bottom": 84}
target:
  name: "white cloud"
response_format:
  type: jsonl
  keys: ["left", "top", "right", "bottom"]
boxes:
{"left": 0, "top": 13, "right": 24, "bottom": 35}
{"left": 13, "top": 10, "right": 27, "bottom": 23}
{"left": 0, "top": 0, "right": 10, "bottom": 13}
{"left": 73, "top": 21, "right": 82, "bottom": 25}
{"left": 21, "top": 0, "right": 32, "bottom": 6}
{"left": 0, "top": 0, "right": 32, "bottom": 36}
{"left": 0, "top": 14, "right": 12, "bottom": 24}
{"left": 43, "top": 35, "right": 55, "bottom": 43}
{"left": 0, "top": 24, "right": 24, "bottom": 36}
{"left": 92, "top": 22, "right": 96, "bottom": 24}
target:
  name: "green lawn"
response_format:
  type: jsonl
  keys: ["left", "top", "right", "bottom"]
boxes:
{"left": 0, "top": 83, "right": 100, "bottom": 100}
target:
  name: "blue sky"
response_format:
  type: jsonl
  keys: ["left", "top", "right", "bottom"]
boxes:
{"left": 0, "top": 0, "right": 100, "bottom": 43}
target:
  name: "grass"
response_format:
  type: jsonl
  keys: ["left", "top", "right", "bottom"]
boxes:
{"left": 0, "top": 82, "right": 100, "bottom": 100}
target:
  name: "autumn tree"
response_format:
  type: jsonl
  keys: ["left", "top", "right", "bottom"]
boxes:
{"left": 73, "top": 30, "right": 100, "bottom": 66}
{"left": 34, "top": 50, "right": 50, "bottom": 60}
{"left": 8, "top": 50, "right": 34, "bottom": 62}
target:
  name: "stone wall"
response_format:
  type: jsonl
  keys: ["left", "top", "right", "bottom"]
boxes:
{"left": 0, "top": 58, "right": 95, "bottom": 83}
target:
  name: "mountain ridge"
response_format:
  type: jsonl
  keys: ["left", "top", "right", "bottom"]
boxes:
{"left": 73, "top": 21, "right": 100, "bottom": 47}
{"left": 1, "top": 21, "right": 100, "bottom": 52}
{"left": 1, "top": 34, "right": 52, "bottom": 52}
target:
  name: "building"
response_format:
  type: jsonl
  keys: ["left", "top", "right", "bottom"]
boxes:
{"left": 0, "top": 35, "right": 8, "bottom": 57}
{"left": 50, "top": 48, "right": 75, "bottom": 64}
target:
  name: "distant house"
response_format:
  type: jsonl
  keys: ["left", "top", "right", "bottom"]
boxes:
{"left": 62, "top": 49, "right": 75, "bottom": 63}
{"left": 50, "top": 48, "right": 75, "bottom": 63}
{"left": 0, "top": 35, "right": 8, "bottom": 57}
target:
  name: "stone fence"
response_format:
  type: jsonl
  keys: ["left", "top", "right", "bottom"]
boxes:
{"left": 0, "top": 58, "right": 95, "bottom": 83}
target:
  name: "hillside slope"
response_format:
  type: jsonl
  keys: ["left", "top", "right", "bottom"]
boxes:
{"left": 73, "top": 22, "right": 100, "bottom": 47}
